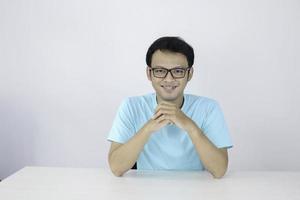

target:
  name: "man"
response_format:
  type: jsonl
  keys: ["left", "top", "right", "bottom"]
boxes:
{"left": 107, "top": 36, "right": 233, "bottom": 178}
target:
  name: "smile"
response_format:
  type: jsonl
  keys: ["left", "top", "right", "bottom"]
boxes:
{"left": 161, "top": 85, "right": 178, "bottom": 91}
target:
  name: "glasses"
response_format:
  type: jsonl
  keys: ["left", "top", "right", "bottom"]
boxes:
{"left": 149, "top": 66, "right": 191, "bottom": 79}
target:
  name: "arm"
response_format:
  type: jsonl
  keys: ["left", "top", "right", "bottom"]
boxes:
{"left": 186, "top": 121, "right": 228, "bottom": 178}
{"left": 108, "top": 117, "right": 172, "bottom": 177}
{"left": 152, "top": 101, "right": 229, "bottom": 178}
{"left": 108, "top": 124, "right": 151, "bottom": 177}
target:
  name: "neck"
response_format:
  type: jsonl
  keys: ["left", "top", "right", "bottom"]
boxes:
{"left": 156, "top": 94, "right": 184, "bottom": 108}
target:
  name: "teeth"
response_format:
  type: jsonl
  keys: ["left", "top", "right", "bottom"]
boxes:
{"left": 162, "top": 86, "right": 176, "bottom": 89}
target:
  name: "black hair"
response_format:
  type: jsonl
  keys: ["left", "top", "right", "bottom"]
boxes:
{"left": 146, "top": 36, "right": 194, "bottom": 67}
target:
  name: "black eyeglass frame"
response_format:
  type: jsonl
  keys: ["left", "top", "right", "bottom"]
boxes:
{"left": 149, "top": 66, "right": 192, "bottom": 79}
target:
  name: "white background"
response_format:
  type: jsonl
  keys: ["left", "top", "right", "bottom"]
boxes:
{"left": 0, "top": 0, "right": 299, "bottom": 179}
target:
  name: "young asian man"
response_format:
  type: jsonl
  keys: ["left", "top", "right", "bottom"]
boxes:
{"left": 107, "top": 36, "right": 233, "bottom": 178}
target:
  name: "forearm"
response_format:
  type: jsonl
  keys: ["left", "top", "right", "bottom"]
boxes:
{"left": 109, "top": 125, "right": 152, "bottom": 176}
{"left": 186, "top": 121, "right": 228, "bottom": 178}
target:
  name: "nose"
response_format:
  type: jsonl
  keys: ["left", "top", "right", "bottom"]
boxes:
{"left": 164, "top": 71, "right": 175, "bottom": 81}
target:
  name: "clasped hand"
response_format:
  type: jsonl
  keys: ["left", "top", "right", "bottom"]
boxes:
{"left": 148, "top": 101, "right": 193, "bottom": 132}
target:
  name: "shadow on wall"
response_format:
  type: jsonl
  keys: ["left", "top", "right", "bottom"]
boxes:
{"left": 0, "top": 97, "right": 38, "bottom": 179}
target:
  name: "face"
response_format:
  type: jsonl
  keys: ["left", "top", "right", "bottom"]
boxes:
{"left": 147, "top": 50, "right": 193, "bottom": 102}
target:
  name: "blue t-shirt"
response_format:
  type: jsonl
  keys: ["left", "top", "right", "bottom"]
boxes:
{"left": 107, "top": 93, "right": 233, "bottom": 170}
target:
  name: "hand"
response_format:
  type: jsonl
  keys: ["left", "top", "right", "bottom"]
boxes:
{"left": 151, "top": 101, "right": 194, "bottom": 131}
{"left": 144, "top": 115, "right": 173, "bottom": 134}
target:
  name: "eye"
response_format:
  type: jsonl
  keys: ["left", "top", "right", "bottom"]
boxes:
{"left": 154, "top": 69, "right": 166, "bottom": 73}
{"left": 173, "top": 69, "right": 184, "bottom": 74}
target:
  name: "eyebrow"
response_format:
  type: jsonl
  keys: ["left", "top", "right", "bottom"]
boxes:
{"left": 154, "top": 65, "right": 186, "bottom": 68}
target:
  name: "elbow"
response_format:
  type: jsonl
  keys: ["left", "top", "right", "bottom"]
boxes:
{"left": 109, "top": 162, "right": 125, "bottom": 177}
{"left": 111, "top": 168, "right": 124, "bottom": 177}
{"left": 108, "top": 157, "right": 125, "bottom": 177}
{"left": 211, "top": 161, "right": 228, "bottom": 179}
{"left": 206, "top": 168, "right": 226, "bottom": 179}
{"left": 212, "top": 171, "right": 226, "bottom": 179}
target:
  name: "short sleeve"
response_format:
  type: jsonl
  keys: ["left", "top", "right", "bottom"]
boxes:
{"left": 202, "top": 101, "right": 233, "bottom": 149}
{"left": 107, "top": 98, "right": 136, "bottom": 144}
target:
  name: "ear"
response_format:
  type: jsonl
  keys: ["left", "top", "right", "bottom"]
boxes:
{"left": 187, "top": 67, "right": 193, "bottom": 81}
{"left": 146, "top": 66, "right": 152, "bottom": 81}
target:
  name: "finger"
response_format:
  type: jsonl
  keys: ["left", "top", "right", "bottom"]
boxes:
{"left": 155, "top": 103, "right": 176, "bottom": 113}
{"left": 152, "top": 109, "right": 174, "bottom": 120}
{"left": 157, "top": 115, "right": 172, "bottom": 124}
{"left": 154, "top": 104, "right": 175, "bottom": 115}
{"left": 152, "top": 108, "right": 163, "bottom": 119}
{"left": 152, "top": 113, "right": 163, "bottom": 120}
{"left": 152, "top": 110, "right": 165, "bottom": 120}
{"left": 159, "top": 119, "right": 173, "bottom": 127}
{"left": 159, "top": 119, "right": 174, "bottom": 127}
{"left": 156, "top": 114, "right": 167, "bottom": 123}
{"left": 159, "top": 103, "right": 176, "bottom": 109}
{"left": 156, "top": 114, "right": 174, "bottom": 123}
{"left": 157, "top": 114, "right": 176, "bottom": 126}
{"left": 160, "top": 101, "right": 176, "bottom": 106}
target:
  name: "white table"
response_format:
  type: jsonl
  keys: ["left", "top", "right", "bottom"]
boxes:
{"left": 0, "top": 167, "right": 299, "bottom": 200}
